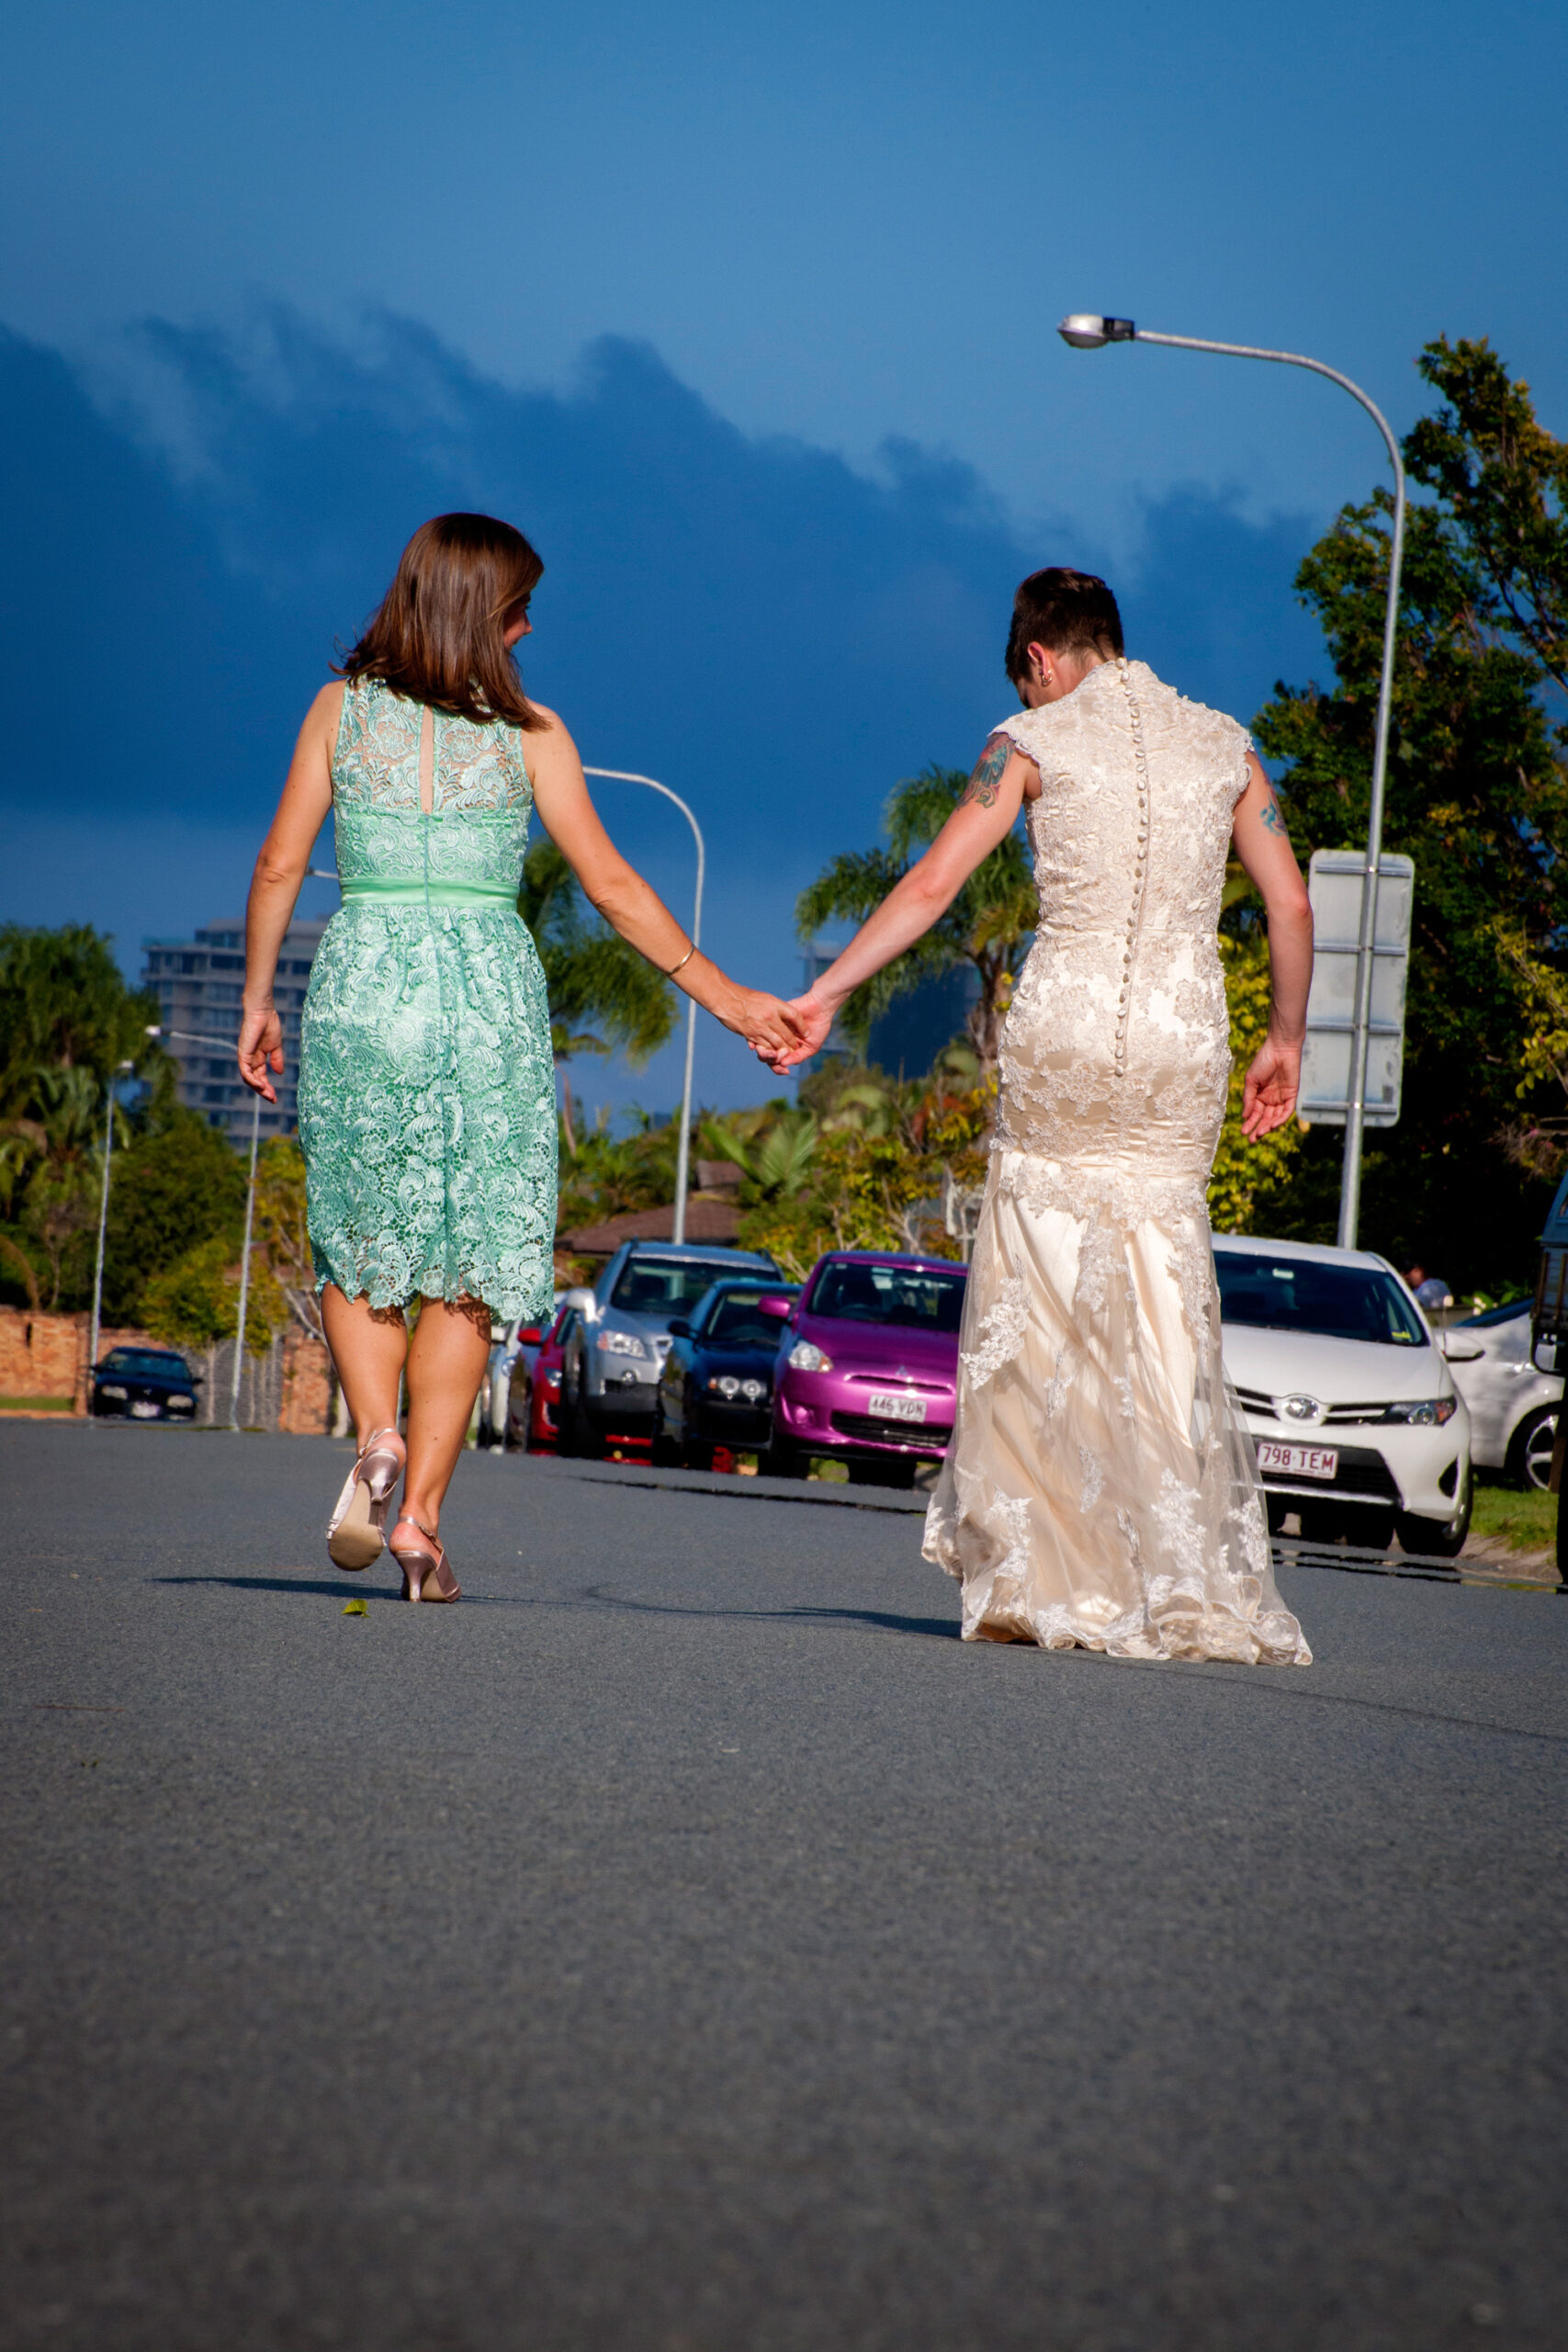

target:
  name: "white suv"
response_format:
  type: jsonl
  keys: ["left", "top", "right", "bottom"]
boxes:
{"left": 1215, "top": 1235, "right": 1472, "bottom": 1557}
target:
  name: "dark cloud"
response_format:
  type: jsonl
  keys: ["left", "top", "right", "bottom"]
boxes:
{"left": 0, "top": 308, "right": 1327, "bottom": 1103}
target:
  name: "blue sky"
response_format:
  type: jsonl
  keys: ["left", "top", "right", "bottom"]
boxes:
{"left": 2, "top": 0, "right": 1564, "bottom": 1116}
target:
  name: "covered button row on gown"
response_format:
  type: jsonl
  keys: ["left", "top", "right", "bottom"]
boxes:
{"left": 1113, "top": 668, "right": 1152, "bottom": 1081}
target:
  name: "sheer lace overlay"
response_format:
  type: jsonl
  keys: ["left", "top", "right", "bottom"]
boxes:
{"left": 923, "top": 662, "right": 1310, "bottom": 1665}
{"left": 296, "top": 679, "right": 558, "bottom": 1322}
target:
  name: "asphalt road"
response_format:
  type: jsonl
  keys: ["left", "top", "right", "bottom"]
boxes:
{"left": 4, "top": 1419, "right": 1565, "bottom": 2352}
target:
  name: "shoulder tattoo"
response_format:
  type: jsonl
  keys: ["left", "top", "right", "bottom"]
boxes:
{"left": 959, "top": 734, "right": 1010, "bottom": 810}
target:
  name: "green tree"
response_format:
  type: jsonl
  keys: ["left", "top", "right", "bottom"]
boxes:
{"left": 795, "top": 766, "right": 1034, "bottom": 1073}
{"left": 1208, "top": 934, "right": 1303, "bottom": 1236}
{"left": 100, "top": 1107, "right": 247, "bottom": 1322}
{"left": 0, "top": 923, "right": 157, "bottom": 1114}
{"left": 1252, "top": 335, "right": 1568, "bottom": 1286}
{"left": 519, "top": 843, "right": 676, "bottom": 1152}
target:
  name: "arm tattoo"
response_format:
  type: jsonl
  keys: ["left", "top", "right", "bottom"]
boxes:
{"left": 959, "top": 735, "right": 1010, "bottom": 810}
{"left": 1258, "top": 786, "right": 1289, "bottom": 837}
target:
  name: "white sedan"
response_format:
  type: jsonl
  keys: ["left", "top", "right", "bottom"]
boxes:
{"left": 1215, "top": 1235, "right": 1472, "bottom": 1557}
{"left": 1440, "top": 1297, "right": 1561, "bottom": 1489}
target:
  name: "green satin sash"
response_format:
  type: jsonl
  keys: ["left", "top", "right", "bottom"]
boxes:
{"left": 340, "top": 877, "right": 519, "bottom": 910}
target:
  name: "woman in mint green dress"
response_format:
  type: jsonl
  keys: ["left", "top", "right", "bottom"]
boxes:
{"left": 239, "top": 514, "right": 800, "bottom": 1600}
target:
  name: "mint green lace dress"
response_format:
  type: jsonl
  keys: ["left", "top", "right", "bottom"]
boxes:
{"left": 297, "top": 678, "right": 557, "bottom": 1321}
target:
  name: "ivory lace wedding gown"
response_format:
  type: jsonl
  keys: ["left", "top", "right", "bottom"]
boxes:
{"left": 923, "top": 659, "right": 1311, "bottom": 1665}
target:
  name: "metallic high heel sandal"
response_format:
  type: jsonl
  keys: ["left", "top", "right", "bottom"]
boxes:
{"left": 388, "top": 1515, "right": 461, "bottom": 1604}
{"left": 326, "top": 1427, "right": 406, "bottom": 1571}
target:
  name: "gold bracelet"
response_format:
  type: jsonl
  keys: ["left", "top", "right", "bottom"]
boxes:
{"left": 666, "top": 942, "right": 696, "bottom": 978}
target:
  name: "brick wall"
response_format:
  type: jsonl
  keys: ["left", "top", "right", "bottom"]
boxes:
{"left": 0, "top": 1310, "right": 159, "bottom": 1412}
{"left": 279, "top": 1329, "right": 334, "bottom": 1436}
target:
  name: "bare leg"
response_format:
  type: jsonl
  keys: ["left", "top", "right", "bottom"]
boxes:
{"left": 401, "top": 1296, "right": 492, "bottom": 1533}
{"left": 321, "top": 1286, "right": 407, "bottom": 1449}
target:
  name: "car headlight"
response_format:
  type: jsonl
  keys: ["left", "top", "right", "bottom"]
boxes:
{"left": 1382, "top": 1396, "right": 1459, "bottom": 1426}
{"left": 99, "top": 1385, "right": 127, "bottom": 1399}
{"left": 707, "top": 1374, "right": 740, "bottom": 1396}
{"left": 595, "top": 1329, "right": 649, "bottom": 1360}
{"left": 787, "top": 1340, "right": 832, "bottom": 1373}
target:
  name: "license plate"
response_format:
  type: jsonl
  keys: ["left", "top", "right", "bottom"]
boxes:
{"left": 130, "top": 1400, "right": 161, "bottom": 1419}
{"left": 866, "top": 1390, "right": 927, "bottom": 1423}
{"left": 1257, "top": 1440, "right": 1337, "bottom": 1481}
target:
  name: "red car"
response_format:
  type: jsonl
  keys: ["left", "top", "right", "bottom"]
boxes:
{"left": 506, "top": 1302, "right": 578, "bottom": 1452}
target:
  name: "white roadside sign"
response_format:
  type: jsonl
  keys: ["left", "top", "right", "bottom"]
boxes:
{"left": 1298, "top": 849, "right": 1415, "bottom": 1129}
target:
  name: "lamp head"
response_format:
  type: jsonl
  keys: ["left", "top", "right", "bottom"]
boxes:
{"left": 1057, "top": 314, "right": 1136, "bottom": 349}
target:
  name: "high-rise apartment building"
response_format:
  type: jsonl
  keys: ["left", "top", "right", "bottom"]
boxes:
{"left": 141, "top": 916, "right": 329, "bottom": 1141}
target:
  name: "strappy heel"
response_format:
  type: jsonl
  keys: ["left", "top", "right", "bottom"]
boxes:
{"left": 388, "top": 1514, "right": 461, "bottom": 1604}
{"left": 326, "top": 1426, "right": 407, "bottom": 1571}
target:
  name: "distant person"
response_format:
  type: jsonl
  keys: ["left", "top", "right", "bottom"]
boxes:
{"left": 771, "top": 569, "right": 1314, "bottom": 1664}
{"left": 239, "top": 514, "right": 800, "bottom": 1600}
{"left": 1406, "top": 1265, "right": 1454, "bottom": 1312}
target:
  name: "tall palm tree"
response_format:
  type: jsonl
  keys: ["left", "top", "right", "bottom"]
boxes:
{"left": 795, "top": 765, "right": 1034, "bottom": 1074}
{"left": 518, "top": 843, "right": 678, "bottom": 1151}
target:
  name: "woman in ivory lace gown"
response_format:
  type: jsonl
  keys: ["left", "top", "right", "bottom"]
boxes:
{"left": 779, "top": 569, "right": 1314, "bottom": 1665}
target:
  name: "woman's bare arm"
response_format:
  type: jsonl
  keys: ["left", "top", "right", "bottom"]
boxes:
{"left": 239, "top": 685, "right": 340, "bottom": 1100}
{"left": 1231, "top": 752, "right": 1314, "bottom": 1139}
{"left": 769, "top": 734, "right": 1037, "bottom": 1070}
{"left": 526, "top": 707, "right": 803, "bottom": 1058}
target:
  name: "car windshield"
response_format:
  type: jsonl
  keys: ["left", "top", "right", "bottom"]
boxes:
{"left": 102, "top": 1350, "right": 188, "bottom": 1376}
{"left": 611, "top": 1261, "right": 755, "bottom": 1316}
{"left": 705, "top": 1290, "right": 795, "bottom": 1345}
{"left": 808, "top": 1261, "right": 966, "bottom": 1333}
{"left": 1214, "top": 1253, "right": 1426, "bottom": 1347}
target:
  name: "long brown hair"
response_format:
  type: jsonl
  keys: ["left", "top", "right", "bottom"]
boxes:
{"left": 338, "top": 513, "right": 547, "bottom": 729}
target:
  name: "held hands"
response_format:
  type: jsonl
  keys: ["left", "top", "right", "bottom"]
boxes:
{"left": 761, "top": 993, "right": 833, "bottom": 1074}
{"left": 237, "top": 1006, "right": 285, "bottom": 1103}
{"left": 719, "top": 988, "right": 810, "bottom": 1063}
{"left": 1241, "top": 1035, "right": 1302, "bottom": 1140}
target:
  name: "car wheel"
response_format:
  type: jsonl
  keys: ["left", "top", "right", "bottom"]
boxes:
{"left": 1396, "top": 1464, "right": 1473, "bottom": 1559}
{"left": 760, "top": 1437, "right": 808, "bottom": 1479}
{"left": 1508, "top": 1404, "right": 1559, "bottom": 1493}
{"left": 650, "top": 1407, "right": 682, "bottom": 1468}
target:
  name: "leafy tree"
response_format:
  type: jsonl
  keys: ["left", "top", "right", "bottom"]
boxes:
{"left": 100, "top": 1107, "right": 247, "bottom": 1322}
{"left": 520, "top": 843, "right": 676, "bottom": 1151}
{"left": 0, "top": 923, "right": 157, "bottom": 1114}
{"left": 251, "top": 1137, "right": 324, "bottom": 1339}
{"left": 0, "top": 1064, "right": 116, "bottom": 1307}
{"left": 1252, "top": 335, "right": 1568, "bottom": 1287}
{"left": 795, "top": 765, "right": 1033, "bottom": 1072}
{"left": 1208, "top": 935, "right": 1303, "bottom": 1236}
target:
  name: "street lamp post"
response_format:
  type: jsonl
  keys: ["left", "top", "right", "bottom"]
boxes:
{"left": 147, "top": 1025, "right": 262, "bottom": 1430}
{"left": 582, "top": 768, "right": 706, "bottom": 1247}
{"left": 1057, "top": 314, "right": 1407, "bottom": 1250}
{"left": 87, "top": 1058, "right": 136, "bottom": 1408}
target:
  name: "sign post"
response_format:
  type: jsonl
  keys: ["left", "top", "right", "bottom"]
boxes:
{"left": 1298, "top": 851, "right": 1415, "bottom": 1149}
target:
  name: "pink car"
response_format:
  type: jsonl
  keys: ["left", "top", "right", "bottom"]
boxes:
{"left": 761, "top": 1250, "right": 967, "bottom": 1487}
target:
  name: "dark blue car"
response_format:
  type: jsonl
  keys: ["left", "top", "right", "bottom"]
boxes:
{"left": 653, "top": 1278, "right": 799, "bottom": 1468}
{"left": 91, "top": 1346, "right": 201, "bottom": 1421}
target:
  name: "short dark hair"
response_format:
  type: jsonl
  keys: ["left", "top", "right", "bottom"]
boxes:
{"left": 1005, "top": 567, "right": 1124, "bottom": 682}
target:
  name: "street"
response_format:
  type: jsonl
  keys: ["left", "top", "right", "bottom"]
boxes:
{"left": 4, "top": 1419, "right": 1565, "bottom": 2351}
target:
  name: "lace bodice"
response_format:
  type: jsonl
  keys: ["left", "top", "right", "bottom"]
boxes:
{"left": 999, "top": 659, "right": 1250, "bottom": 940}
{"left": 989, "top": 659, "right": 1251, "bottom": 1182}
{"left": 331, "top": 677, "right": 535, "bottom": 896}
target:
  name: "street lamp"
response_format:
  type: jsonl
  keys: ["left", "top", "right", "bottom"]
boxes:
{"left": 582, "top": 768, "right": 706, "bottom": 1247}
{"left": 146, "top": 1024, "right": 262, "bottom": 1430}
{"left": 1057, "top": 314, "right": 1407, "bottom": 1250}
{"left": 87, "top": 1058, "right": 136, "bottom": 1408}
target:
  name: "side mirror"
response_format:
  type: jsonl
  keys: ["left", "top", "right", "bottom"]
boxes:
{"left": 668, "top": 1317, "right": 693, "bottom": 1339}
{"left": 756, "top": 1294, "right": 794, "bottom": 1321}
{"left": 1438, "top": 1331, "right": 1483, "bottom": 1363}
{"left": 516, "top": 1326, "right": 543, "bottom": 1346}
{"left": 562, "top": 1286, "right": 597, "bottom": 1319}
